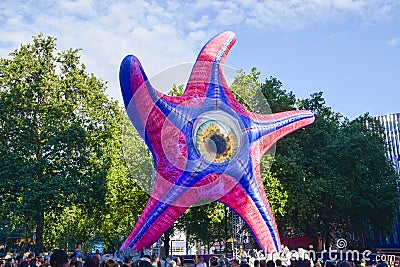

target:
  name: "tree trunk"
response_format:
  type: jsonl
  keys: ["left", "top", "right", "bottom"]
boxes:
{"left": 304, "top": 231, "right": 318, "bottom": 250}
{"left": 323, "top": 221, "right": 330, "bottom": 251}
{"left": 20, "top": 225, "right": 31, "bottom": 256}
{"left": 35, "top": 211, "right": 44, "bottom": 254}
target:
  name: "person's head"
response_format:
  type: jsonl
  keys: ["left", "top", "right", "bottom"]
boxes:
{"left": 151, "top": 256, "right": 159, "bottom": 266}
{"left": 254, "top": 260, "right": 260, "bottom": 267}
{"left": 105, "top": 259, "right": 119, "bottom": 267}
{"left": 37, "top": 256, "right": 45, "bottom": 266}
{"left": 70, "top": 258, "right": 78, "bottom": 267}
{"left": 85, "top": 255, "right": 100, "bottom": 267}
{"left": 338, "top": 262, "right": 352, "bottom": 267}
{"left": 266, "top": 260, "right": 275, "bottom": 267}
{"left": 239, "top": 263, "right": 250, "bottom": 267}
{"left": 168, "top": 262, "right": 176, "bottom": 267}
{"left": 133, "top": 261, "right": 152, "bottom": 267}
{"left": 50, "top": 250, "right": 68, "bottom": 267}
{"left": 29, "top": 258, "right": 36, "bottom": 267}
{"left": 173, "top": 258, "right": 181, "bottom": 267}
{"left": 141, "top": 256, "right": 150, "bottom": 262}
{"left": 123, "top": 257, "right": 132, "bottom": 266}
{"left": 197, "top": 257, "right": 204, "bottom": 264}
{"left": 211, "top": 261, "right": 218, "bottom": 267}
{"left": 230, "top": 260, "right": 239, "bottom": 267}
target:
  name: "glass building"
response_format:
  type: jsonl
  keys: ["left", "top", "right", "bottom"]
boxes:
{"left": 377, "top": 113, "right": 400, "bottom": 175}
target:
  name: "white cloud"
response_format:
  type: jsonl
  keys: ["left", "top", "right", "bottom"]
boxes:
{"left": 332, "top": 0, "right": 365, "bottom": 10}
{"left": 0, "top": 0, "right": 399, "bottom": 102}
{"left": 59, "top": 0, "right": 97, "bottom": 17}
{"left": 387, "top": 38, "right": 400, "bottom": 46}
{"left": 187, "top": 15, "right": 211, "bottom": 30}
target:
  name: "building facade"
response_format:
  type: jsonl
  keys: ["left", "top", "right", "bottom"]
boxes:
{"left": 377, "top": 113, "right": 400, "bottom": 175}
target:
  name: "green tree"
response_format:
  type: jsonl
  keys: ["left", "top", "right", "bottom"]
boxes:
{"left": 38, "top": 113, "right": 150, "bottom": 252}
{"left": 261, "top": 76, "right": 296, "bottom": 112}
{"left": 265, "top": 82, "right": 399, "bottom": 249}
{"left": 333, "top": 114, "right": 398, "bottom": 237}
{"left": 0, "top": 34, "right": 126, "bottom": 253}
{"left": 283, "top": 92, "right": 343, "bottom": 247}
{"left": 98, "top": 114, "right": 150, "bottom": 251}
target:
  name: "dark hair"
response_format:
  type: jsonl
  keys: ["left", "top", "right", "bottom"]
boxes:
{"left": 29, "top": 259, "right": 37, "bottom": 267}
{"left": 266, "top": 260, "right": 275, "bottom": 267}
{"left": 173, "top": 258, "right": 181, "bottom": 266}
{"left": 123, "top": 257, "right": 131, "bottom": 264}
{"left": 84, "top": 256, "right": 100, "bottom": 267}
{"left": 151, "top": 256, "right": 159, "bottom": 263}
{"left": 338, "top": 262, "right": 352, "bottom": 267}
{"left": 50, "top": 250, "right": 68, "bottom": 267}
{"left": 105, "top": 259, "right": 119, "bottom": 267}
{"left": 133, "top": 260, "right": 152, "bottom": 267}
{"left": 70, "top": 258, "right": 78, "bottom": 266}
{"left": 275, "top": 260, "right": 282, "bottom": 267}
{"left": 19, "top": 261, "right": 29, "bottom": 267}
{"left": 254, "top": 260, "right": 260, "bottom": 267}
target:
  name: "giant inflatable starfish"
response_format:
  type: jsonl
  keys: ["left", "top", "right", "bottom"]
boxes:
{"left": 119, "top": 31, "right": 314, "bottom": 253}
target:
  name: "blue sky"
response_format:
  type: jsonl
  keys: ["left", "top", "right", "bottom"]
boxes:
{"left": 0, "top": 0, "right": 399, "bottom": 119}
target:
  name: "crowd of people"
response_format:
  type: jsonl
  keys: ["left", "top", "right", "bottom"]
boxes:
{"left": 0, "top": 249, "right": 393, "bottom": 267}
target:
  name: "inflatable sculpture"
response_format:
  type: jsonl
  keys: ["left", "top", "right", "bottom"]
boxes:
{"left": 119, "top": 31, "right": 314, "bottom": 253}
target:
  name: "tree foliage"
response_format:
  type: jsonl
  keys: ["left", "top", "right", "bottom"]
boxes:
{"left": 266, "top": 81, "right": 399, "bottom": 248}
{"left": 0, "top": 34, "right": 148, "bottom": 253}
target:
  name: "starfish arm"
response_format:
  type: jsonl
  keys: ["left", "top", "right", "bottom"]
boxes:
{"left": 250, "top": 147, "right": 281, "bottom": 246}
{"left": 119, "top": 194, "right": 188, "bottom": 251}
{"left": 183, "top": 31, "right": 236, "bottom": 99}
{"left": 119, "top": 170, "right": 218, "bottom": 251}
{"left": 246, "top": 110, "right": 315, "bottom": 154}
{"left": 218, "top": 178, "right": 281, "bottom": 253}
{"left": 120, "top": 55, "right": 175, "bottom": 139}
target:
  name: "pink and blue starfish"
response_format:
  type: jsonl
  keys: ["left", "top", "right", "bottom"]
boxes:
{"left": 119, "top": 31, "right": 314, "bottom": 253}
